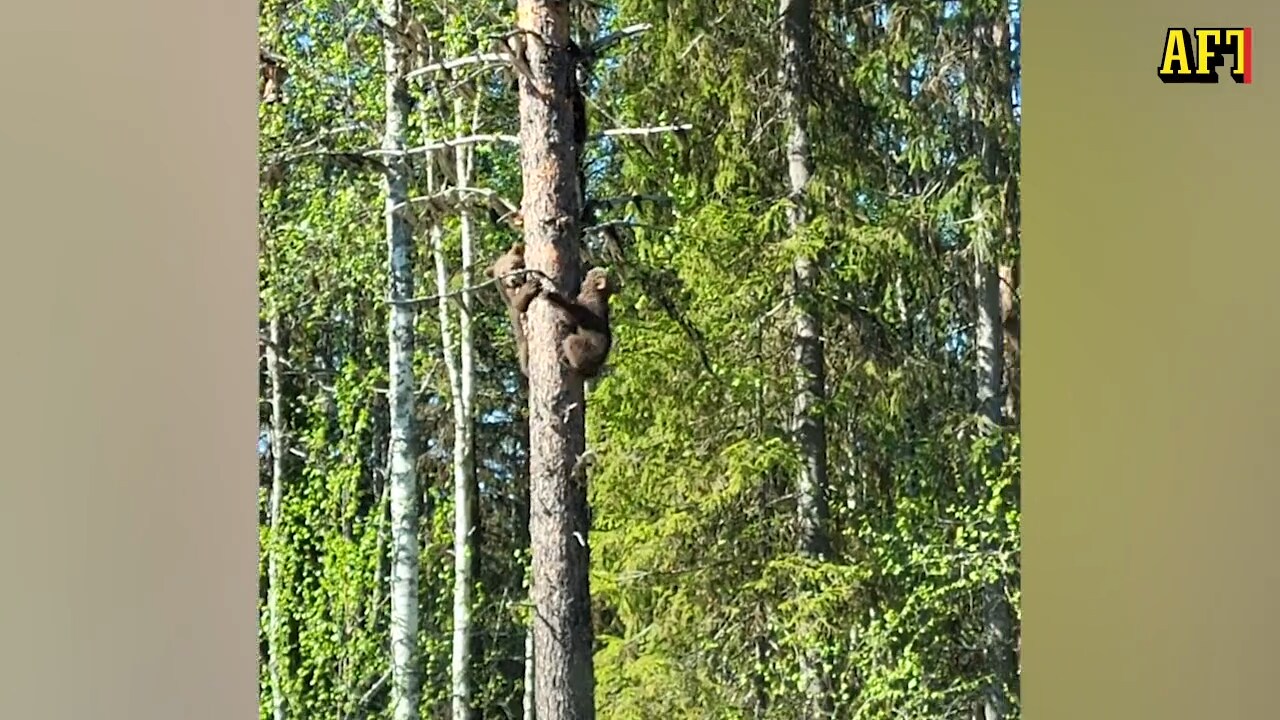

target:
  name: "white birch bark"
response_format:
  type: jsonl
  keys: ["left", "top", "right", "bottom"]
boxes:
{"left": 522, "top": 624, "right": 535, "bottom": 720}
{"left": 421, "top": 85, "right": 483, "bottom": 720}
{"left": 382, "top": 0, "right": 422, "bottom": 717}
{"left": 265, "top": 314, "right": 289, "bottom": 720}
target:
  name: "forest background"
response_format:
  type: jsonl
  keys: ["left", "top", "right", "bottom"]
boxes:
{"left": 257, "top": 0, "right": 1022, "bottom": 717}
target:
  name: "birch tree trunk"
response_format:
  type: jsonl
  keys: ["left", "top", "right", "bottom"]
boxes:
{"left": 381, "top": 0, "right": 422, "bottom": 717}
{"left": 515, "top": 1, "right": 596, "bottom": 718}
{"left": 264, "top": 314, "right": 289, "bottom": 720}
{"left": 261, "top": 6, "right": 291, "bottom": 713}
{"left": 444, "top": 94, "right": 481, "bottom": 720}
{"left": 779, "top": 0, "right": 831, "bottom": 712}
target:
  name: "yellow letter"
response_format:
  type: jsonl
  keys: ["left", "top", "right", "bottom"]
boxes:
{"left": 1194, "top": 28, "right": 1221, "bottom": 75}
{"left": 1224, "top": 29, "right": 1247, "bottom": 79}
{"left": 1158, "top": 29, "right": 1194, "bottom": 77}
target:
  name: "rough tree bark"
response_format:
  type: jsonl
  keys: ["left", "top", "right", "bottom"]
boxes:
{"left": 264, "top": 314, "right": 289, "bottom": 720}
{"left": 514, "top": 1, "right": 596, "bottom": 718}
{"left": 780, "top": 0, "right": 832, "bottom": 713}
{"left": 382, "top": 0, "right": 422, "bottom": 717}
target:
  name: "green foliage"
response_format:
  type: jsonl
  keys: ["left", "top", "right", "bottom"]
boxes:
{"left": 260, "top": 0, "right": 1020, "bottom": 717}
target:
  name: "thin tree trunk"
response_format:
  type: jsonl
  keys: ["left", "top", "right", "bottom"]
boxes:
{"left": 973, "top": 8, "right": 1018, "bottom": 719}
{"left": 265, "top": 314, "right": 289, "bottom": 720}
{"left": 261, "top": 7, "right": 291, "bottom": 714}
{"left": 443, "top": 92, "right": 481, "bottom": 720}
{"left": 515, "top": 2, "right": 596, "bottom": 718}
{"left": 973, "top": 242, "right": 1015, "bottom": 720}
{"left": 780, "top": 0, "right": 831, "bottom": 712}
{"left": 382, "top": 0, "right": 422, "bottom": 717}
{"left": 429, "top": 185, "right": 468, "bottom": 717}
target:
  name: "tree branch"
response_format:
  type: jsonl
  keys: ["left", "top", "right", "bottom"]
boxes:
{"left": 405, "top": 52, "right": 508, "bottom": 81}
{"left": 388, "top": 185, "right": 520, "bottom": 217}
{"left": 342, "top": 670, "right": 392, "bottom": 720}
{"left": 586, "top": 23, "right": 653, "bottom": 56}
{"left": 261, "top": 125, "right": 374, "bottom": 165}
{"left": 593, "top": 123, "right": 693, "bottom": 140}
{"left": 366, "top": 133, "right": 520, "bottom": 158}
{"left": 386, "top": 268, "right": 551, "bottom": 307}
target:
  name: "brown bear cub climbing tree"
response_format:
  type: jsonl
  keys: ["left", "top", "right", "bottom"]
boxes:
{"left": 538, "top": 267, "right": 615, "bottom": 379}
{"left": 486, "top": 242, "right": 543, "bottom": 377}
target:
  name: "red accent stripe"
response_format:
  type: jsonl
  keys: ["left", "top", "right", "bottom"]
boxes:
{"left": 1245, "top": 27, "right": 1253, "bottom": 84}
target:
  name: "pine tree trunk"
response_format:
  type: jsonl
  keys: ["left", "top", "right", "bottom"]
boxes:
{"left": 382, "top": 0, "right": 422, "bottom": 717}
{"left": 780, "top": 0, "right": 831, "bottom": 712}
{"left": 515, "top": 2, "right": 596, "bottom": 718}
{"left": 264, "top": 315, "right": 289, "bottom": 720}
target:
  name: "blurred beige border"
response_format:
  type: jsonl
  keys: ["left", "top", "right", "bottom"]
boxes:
{"left": 1026, "top": 0, "right": 1280, "bottom": 718}
{"left": 0, "top": 2, "right": 260, "bottom": 719}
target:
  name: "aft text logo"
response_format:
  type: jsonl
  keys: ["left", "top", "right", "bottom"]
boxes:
{"left": 1157, "top": 27, "right": 1252, "bottom": 84}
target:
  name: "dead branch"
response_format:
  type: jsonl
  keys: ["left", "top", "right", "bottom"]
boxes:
{"left": 341, "top": 669, "right": 392, "bottom": 720}
{"left": 586, "top": 23, "right": 653, "bottom": 56}
{"left": 388, "top": 185, "right": 520, "bottom": 217}
{"left": 366, "top": 133, "right": 520, "bottom": 158}
{"left": 261, "top": 124, "right": 376, "bottom": 167}
{"left": 403, "top": 22, "right": 652, "bottom": 85}
{"left": 588, "top": 193, "right": 673, "bottom": 211}
{"left": 583, "top": 219, "right": 649, "bottom": 236}
{"left": 386, "top": 268, "right": 552, "bottom": 307}
{"left": 405, "top": 52, "right": 508, "bottom": 81}
{"left": 593, "top": 123, "right": 693, "bottom": 140}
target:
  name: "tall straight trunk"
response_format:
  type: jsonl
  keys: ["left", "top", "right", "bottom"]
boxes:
{"left": 779, "top": 0, "right": 831, "bottom": 713}
{"left": 261, "top": 8, "right": 290, "bottom": 715}
{"left": 514, "top": 2, "right": 596, "bottom": 718}
{"left": 973, "top": 242, "right": 1015, "bottom": 720}
{"left": 434, "top": 93, "right": 481, "bottom": 720}
{"left": 972, "top": 7, "right": 1018, "bottom": 720}
{"left": 382, "top": 0, "right": 422, "bottom": 717}
{"left": 429, "top": 185, "right": 468, "bottom": 719}
{"left": 264, "top": 315, "right": 289, "bottom": 720}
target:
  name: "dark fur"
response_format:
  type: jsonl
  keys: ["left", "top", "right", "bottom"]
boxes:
{"left": 542, "top": 267, "right": 615, "bottom": 379}
{"left": 485, "top": 243, "right": 542, "bottom": 377}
